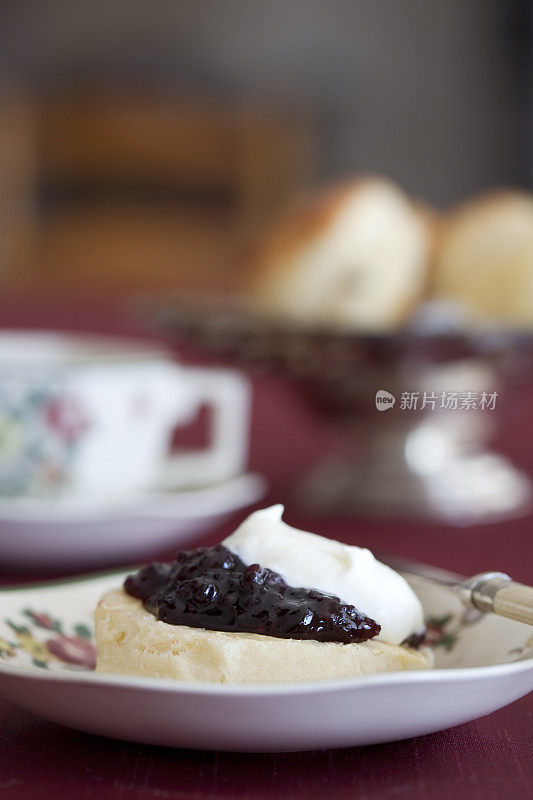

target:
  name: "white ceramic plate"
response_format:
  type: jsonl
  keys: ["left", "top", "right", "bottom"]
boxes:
{"left": 0, "top": 568, "right": 531, "bottom": 751}
{"left": 0, "top": 473, "right": 266, "bottom": 569}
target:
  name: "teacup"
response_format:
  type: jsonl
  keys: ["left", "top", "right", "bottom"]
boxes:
{"left": 0, "top": 331, "right": 250, "bottom": 499}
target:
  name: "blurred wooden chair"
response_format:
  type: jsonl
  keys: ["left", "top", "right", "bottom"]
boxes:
{"left": 1, "top": 90, "right": 313, "bottom": 295}
{"left": 0, "top": 88, "right": 38, "bottom": 281}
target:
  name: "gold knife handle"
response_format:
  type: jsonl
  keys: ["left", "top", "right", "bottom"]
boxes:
{"left": 493, "top": 583, "right": 533, "bottom": 626}
{"left": 469, "top": 572, "right": 533, "bottom": 626}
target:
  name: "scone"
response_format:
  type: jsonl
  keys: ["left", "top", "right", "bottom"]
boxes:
{"left": 247, "top": 177, "right": 435, "bottom": 332}
{"left": 95, "top": 588, "right": 429, "bottom": 683}
{"left": 95, "top": 506, "right": 432, "bottom": 684}
{"left": 432, "top": 190, "right": 533, "bottom": 326}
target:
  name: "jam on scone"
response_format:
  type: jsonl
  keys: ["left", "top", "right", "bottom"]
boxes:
{"left": 125, "top": 545, "right": 381, "bottom": 644}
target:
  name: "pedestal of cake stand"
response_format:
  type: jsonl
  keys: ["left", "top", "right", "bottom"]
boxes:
{"left": 295, "top": 416, "right": 531, "bottom": 523}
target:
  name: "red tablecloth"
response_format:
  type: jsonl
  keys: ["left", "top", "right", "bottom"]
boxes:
{"left": 0, "top": 295, "right": 532, "bottom": 800}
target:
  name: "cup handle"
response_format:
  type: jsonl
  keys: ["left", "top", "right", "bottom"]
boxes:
{"left": 158, "top": 367, "right": 251, "bottom": 489}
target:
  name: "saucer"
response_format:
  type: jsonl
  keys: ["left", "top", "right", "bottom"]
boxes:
{"left": 0, "top": 569, "right": 531, "bottom": 751}
{"left": 0, "top": 473, "right": 266, "bottom": 570}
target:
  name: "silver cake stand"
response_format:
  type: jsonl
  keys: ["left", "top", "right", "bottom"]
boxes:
{"left": 151, "top": 295, "right": 532, "bottom": 525}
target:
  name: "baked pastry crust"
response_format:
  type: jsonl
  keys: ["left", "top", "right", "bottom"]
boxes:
{"left": 247, "top": 176, "right": 435, "bottom": 332}
{"left": 432, "top": 190, "right": 533, "bottom": 326}
{"left": 95, "top": 588, "right": 432, "bottom": 684}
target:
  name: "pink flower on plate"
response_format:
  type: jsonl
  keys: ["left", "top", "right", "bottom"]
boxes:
{"left": 44, "top": 396, "right": 91, "bottom": 443}
{"left": 46, "top": 635, "right": 97, "bottom": 669}
{"left": 27, "top": 611, "right": 56, "bottom": 630}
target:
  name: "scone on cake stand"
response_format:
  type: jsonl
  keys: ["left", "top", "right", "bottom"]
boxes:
{"left": 433, "top": 191, "right": 533, "bottom": 328}
{"left": 151, "top": 178, "right": 533, "bottom": 524}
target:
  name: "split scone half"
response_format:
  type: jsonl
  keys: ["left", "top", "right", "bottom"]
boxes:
{"left": 432, "top": 190, "right": 533, "bottom": 327}
{"left": 95, "top": 506, "right": 433, "bottom": 685}
{"left": 248, "top": 176, "right": 435, "bottom": 332}
{"left": 95, "top": 588, "right": 431, "bottom": 684}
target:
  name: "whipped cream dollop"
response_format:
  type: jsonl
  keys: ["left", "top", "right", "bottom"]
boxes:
{"left": 223, "top": 505, "right": 424, "bottom": 645}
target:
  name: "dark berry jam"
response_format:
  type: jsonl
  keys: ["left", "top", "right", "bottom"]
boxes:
{"left": 124, "top": 545, "right": 381, "bottom": 644}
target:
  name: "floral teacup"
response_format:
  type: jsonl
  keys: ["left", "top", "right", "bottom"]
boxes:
{"left": 0, "top": 331, "right": 250, "bottom": 499}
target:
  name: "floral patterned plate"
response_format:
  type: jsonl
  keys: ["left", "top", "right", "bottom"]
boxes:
{"left": 0, "top": 568, "right": 532, "bottom": 752}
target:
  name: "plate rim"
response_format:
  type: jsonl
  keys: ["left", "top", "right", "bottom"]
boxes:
{"left": 0, "top": 565, "right": 132, "bottom": 592}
